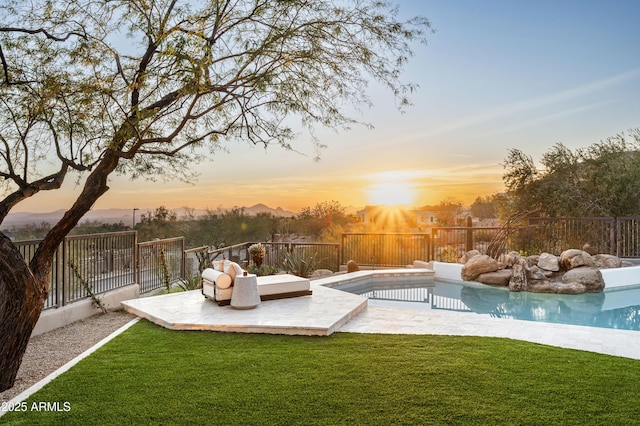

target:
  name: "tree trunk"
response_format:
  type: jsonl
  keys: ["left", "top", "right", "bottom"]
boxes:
{"left": 0, "top": 236, "right": 48, "bottom": 392}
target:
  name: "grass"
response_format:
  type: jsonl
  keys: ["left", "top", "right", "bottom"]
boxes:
{"left": 2, "top": 320, "right": 640, "bottom": 425}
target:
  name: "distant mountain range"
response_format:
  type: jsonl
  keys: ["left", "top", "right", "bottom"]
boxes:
{"left": 1, "top": 203, "right": 298, "bottom": 228}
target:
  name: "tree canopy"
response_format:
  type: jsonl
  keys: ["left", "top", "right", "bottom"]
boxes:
{"left": 0, "top": 0, "right": 430, "bottom": 391}
{"left": 501, "top": 129, "right": 640, "bottom": 218}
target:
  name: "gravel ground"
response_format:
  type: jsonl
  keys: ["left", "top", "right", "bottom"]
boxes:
{"left": 0, "top": 310, "right": 137, "bottom": 403}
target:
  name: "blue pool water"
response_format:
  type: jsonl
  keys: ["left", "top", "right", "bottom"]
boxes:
{"left": 337, "top": 279, "right": 640, "bottom": 331}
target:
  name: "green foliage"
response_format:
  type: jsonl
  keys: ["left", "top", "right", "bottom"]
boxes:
{"left": 136, "top": 206, "right": 180, "bottom": 242}
{"left": 291, "top": 201, "right": 354, "bottom": 239}
{"left": 246, "top": 264, "right": 279, "bottom": 277}
{"left": 282, "top": 249, "right": 318, "bottom": 278}
{"left": 470, "top": 195, "right": 499, "bottom": 219}
{"left": 176, "top": 275, "right": 202, "bottom": 292}
{"left": 6, "top": 321, "right": 640, "bottom": 425}
{"left": 502, "top": 129, "right": 640, "bottom": 217}
{"left": 438, "top": 245, "right": 460, "bottom": 263}
{"left": 3, "top": 222, "right": 51, "bottom": 241}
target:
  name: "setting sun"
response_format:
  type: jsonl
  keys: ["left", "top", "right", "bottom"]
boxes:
{"left": 365, "top": 171, "right": 417, "bottom": 206}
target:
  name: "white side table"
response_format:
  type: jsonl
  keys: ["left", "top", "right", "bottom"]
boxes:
{"left": 231, "top": 273, "right": 261, "bottom": 309}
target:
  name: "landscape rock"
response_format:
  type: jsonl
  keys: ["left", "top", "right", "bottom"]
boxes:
{"left": 346, "top": 260, "right": 360, "bottom": 273}
{"left": 458, "top": 249, "right": 481, "bottom": 264}
{"left": 525, "top": 255, "right": 540, "bottom": 267}
{"left": 476, "top": 269, "right": 513, "bottom": 287}
{"left": 560, "top": 249, "right": 595, "bottom": 270}
{"left": 462, "top": 247, "right": 619, "bottom": 295}
{"left": 508, "top": 260, "right": 530, "bottom": 292}
{"left": 528, "top": 265, "right": 548, "bottom": 280}
{"left": 503, "top": 251, "right": 522, "bottom": 268}
{"left": 561, "top": 266, "right": 604, "bottom": 292}
{"left": 537, "top": 253, "right": 560, "bottom": 272}
{"left": 526, "top": 281, "right": 590, "bottom": 294}
{"left": 461, "top": 255, "right": 500, "bottom": 281}
{"left": 312, "top": 269, "right": 334, "bottom": 278}
{"left": 593, "top": 254, "right": 622, "bottom": 269}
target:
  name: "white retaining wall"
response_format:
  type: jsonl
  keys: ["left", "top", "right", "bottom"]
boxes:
{"left": 32, "top": 284, "right": 140, "bottom": 337}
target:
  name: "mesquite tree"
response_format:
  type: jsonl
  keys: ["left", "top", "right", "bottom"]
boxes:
{"left": 0, "top": 0, "right": 430, "bottom": 390}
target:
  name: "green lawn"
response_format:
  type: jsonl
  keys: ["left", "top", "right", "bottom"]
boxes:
{"left": 2, "top": 320, "right": 640, "bottom": 425}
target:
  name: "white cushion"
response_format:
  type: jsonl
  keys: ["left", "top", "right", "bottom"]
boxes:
{"left": 223, "top": 260, "right": 244, "bottom": 281}
{"left": 202, "top": 268, "right": 233, "bottom": 289}
{"left": 256, "top": 274, "right": 310, "bottom": 296}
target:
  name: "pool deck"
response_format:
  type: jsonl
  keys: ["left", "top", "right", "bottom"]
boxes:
{"left": 121, "top": 268, "right": 640, "bottom": 360}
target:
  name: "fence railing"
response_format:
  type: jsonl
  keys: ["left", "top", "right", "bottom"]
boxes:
{"left": 137, "top": 237, "right": 185, "bottom": 293}
{"left": 16, "top": 232, "right": 137, "bottom": 310}
{"left": 205, "top": 241, "right": 341, "bottom": 272}
{"left": 430, "top": 227, "right": 507, "bottom": 262}
{"left": 341, "top": 233, "right": 432, "bottom": 268}
{"left": 526, "top": 217, "right": 616, "bottom": 255}
{"left": 16, "top": 215, "right": 640, "bottom": 312}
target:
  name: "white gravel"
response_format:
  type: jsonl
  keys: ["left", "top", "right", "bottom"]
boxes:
{"left": 0, "top": 310, "right": 137, "bottom": 403}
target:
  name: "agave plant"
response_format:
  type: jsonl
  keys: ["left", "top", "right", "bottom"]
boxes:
{"left": 176, "top": 275, "right": 202, "bottom": 291}
{"left": 282, "top": 249, "right": 318, "bottom": 278}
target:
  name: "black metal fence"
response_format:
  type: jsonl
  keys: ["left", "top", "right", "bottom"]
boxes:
{"left": 526, "top": 217, "right": 615, "bottom": 255}
{"left": 339, "top": 217, "right": 640, "bottom": 267}
{"left": 618, "top": 217, "right": 640, "bottom": 257}
{"left": 137, "top": 237, "right": 185, "bottom": 293}
{"left": 16, "top": 232, "right": 138, "bottom": 310}
{"left": 16, "top": 215, "right": 640, "bottom": 312}
{"left": 15, "top": 239, "right": 63, "bottom": 310}
{"left": 206, "top": 241, "right": 341, "bottom": 272}
{"left": 341, "top": 233, "right": 431, "bottom": 267}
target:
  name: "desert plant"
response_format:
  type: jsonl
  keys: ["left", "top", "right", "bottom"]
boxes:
{"left": 176, "top": 275, "right": 202, "bottom": 292}
{"left": 248, "top": 243, "right": 266, "bottom": 267}
{"left": 159, "top": 249, "right": 172, "bottom": 292}
{"left": 439, "top": 245, "right": 460, "bottom": 263}
{"left": 246, "top": 264, "right": 280, "bottom": 276}
{"left": 68, "top": 259, "right": 108, "bottom": 314}
{"left": 282, "top": 250, "right": 318, "bottom": 278}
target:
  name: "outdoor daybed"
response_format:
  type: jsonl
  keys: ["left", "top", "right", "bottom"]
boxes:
{"left": 201, "top": 262, "right": 312, "bottom": 306}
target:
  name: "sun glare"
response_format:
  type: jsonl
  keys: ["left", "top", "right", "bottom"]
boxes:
{"left": 365, "top": 172, "right": 417, "bottom": 206}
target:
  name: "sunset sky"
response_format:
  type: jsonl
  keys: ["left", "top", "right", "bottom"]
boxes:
{"left": 17, "top": 0, "right": 640, "bottom": 214}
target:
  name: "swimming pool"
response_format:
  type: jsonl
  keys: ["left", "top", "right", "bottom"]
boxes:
{"left": 336, "top": 279, "right": 640, "bottom": 331}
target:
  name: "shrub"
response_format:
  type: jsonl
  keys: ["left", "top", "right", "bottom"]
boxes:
{"left": 248, "top": 243, "right": 266, "bottom": 267}
{"left": 282, "top": 249, "right": 318, "bottom": 278}
{"left": 246, "top": 264, "right": 279, "bottom": 276}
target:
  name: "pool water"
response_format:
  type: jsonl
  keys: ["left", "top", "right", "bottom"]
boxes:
{"left": 337, "top": 280, "right": 640, "bottom": 331}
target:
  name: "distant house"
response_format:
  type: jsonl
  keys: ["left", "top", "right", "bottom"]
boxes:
{"left": 356, "top": 205, "right": 386, "bottom": 224}
{"left": 356, "top": 204, "right": 470, "bottom": 229}
{"left": 415, "top": 210, "right": 439, "bottom": 227}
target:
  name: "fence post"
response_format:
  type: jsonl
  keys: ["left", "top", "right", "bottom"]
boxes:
{"left": 134, "top": 232, "right": 140, "bottom": 286}
{"left": 180, "top": 237, "right": 185, "bottom": 280}
{"left": 58, "top": 241, "right": 65, "bottom": 308}
{"left": 610, "top": 217, "right": 616, "bottom": 256}
{"left": 465, "top": 216, "right": 473, "bottom": 252}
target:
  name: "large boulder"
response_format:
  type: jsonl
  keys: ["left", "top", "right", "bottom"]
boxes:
{"left": 503, "top": 251, "right": 522, "bottom": 268}
{"left": 461, "top": 255, "right": 500, "bottom": 281}
{"left": 537, "top": 252, "right": 560, "bottom": 272}
{"left": 527, "top": 281, "right": 592, "bottom": 295}
{"left": 458, "top": 249, "right": 481, "bottom": 264}
{"left": 560, "top": 249, "right": 595, "bottom": 270}
{"left": 561, "top": 266, "right": 604, "bottom": 292}
{"left": 346, "top": 260, "right": 360, "bottom": 273}
{"left": 508, "top": 260, "right": 530, "bottom": 292}
{"left": 593, "top": 254, "right": 622, "bottom": 269}
{"left": 476, "top": 269, "right": 513, "bottom": 287}
{"left": 525, "top": 255, "right": 540, "bottom": 267}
